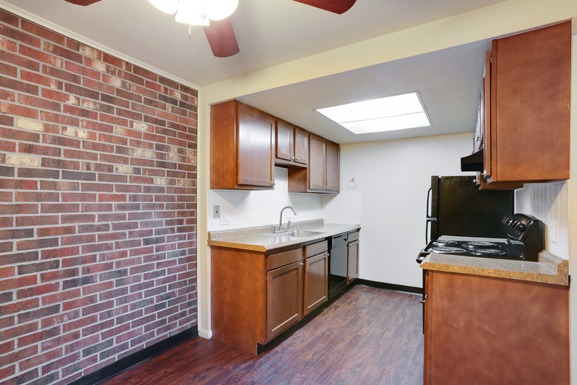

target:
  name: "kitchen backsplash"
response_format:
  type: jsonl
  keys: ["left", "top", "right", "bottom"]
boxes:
{"left": 207, "top": 168, "right": 362, "bottom": 230}
{"left": 515, "top": 181, "right": 568, "bottom": 258}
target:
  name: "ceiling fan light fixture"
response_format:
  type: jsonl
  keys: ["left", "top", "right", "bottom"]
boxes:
{"left": 147, "top": 0, "right": 178, "bottom": 14}
{"left": 206, "top": 0, "right": 239, "bottom": 21}
{"left": 175, "top": 0, "right": 210, "bottom": 26}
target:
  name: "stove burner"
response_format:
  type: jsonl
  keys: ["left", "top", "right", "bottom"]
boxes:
{"left": 466, "top": 241, "right": 498, "bottom": 247}
{"left": 470, "top": 248, "right": 506, "bottom": 256}
{"left": 429, "top": 246, "right": 467, "bottom": 254}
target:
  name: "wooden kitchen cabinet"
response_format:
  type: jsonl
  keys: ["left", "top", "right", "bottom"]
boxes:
{"left": 266, "top": 260, "right": 303, "bottom": 340}
{"left": 346, "top": 231, "right": 359, "bottom": 285}
{"left": 210, "top": 100, "right": 275, "bottom": 189}
{"left": 303, "top": 240, "right": 328, "bottom": 315}
{"left": 288, "top": 134, "right": 340, "bottom": 193}
{"left": 212, "top": 241, "right": 329, "bottom": 354}
{"left": 482, "top": 21, "right": 570, "bottom": 184}
{"left": 424, "top": 270, "right": 569, "bottom": 385}
{"left": 275, "top": 120, "right": 309, "bottom": 167}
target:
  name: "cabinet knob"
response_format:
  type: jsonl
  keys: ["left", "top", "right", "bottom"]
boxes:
{"left": 420, "top": 294, "right": 428, "bottom": 304}
{"left": 298, "top": 262, "right": 304, "bottom": 266}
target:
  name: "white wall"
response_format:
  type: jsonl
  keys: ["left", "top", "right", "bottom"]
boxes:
{"left": 339, "top": 132, "right": 474, "bottom": 288}
{"left": 207, "top": 167, "right": 324, "bottom": 231}
{"left": 515, "top": 182, "right": 569, "bottom": 259}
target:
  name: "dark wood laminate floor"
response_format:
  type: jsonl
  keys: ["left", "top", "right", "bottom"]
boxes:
{"left": 103, "top": 285, "right": 424, "bottom": 385}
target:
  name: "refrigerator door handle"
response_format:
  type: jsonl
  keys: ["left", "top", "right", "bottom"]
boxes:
{"left": 426, "top": 187, "right": 433, "bottom": 219}
{"left": 425, "top": 217, "right": 437, "bottom": 244}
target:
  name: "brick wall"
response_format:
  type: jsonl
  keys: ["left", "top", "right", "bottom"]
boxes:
{"left": 0, "top": 9, "right": 198, "bottom": 385}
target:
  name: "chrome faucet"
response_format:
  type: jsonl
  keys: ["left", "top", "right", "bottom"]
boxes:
{"left": 275, "top": 205, "right": 297, "bottom": 233}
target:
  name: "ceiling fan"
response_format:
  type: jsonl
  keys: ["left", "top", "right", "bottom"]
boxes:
{"left": 64, "top": 0, "right": 357, "bottom": 58}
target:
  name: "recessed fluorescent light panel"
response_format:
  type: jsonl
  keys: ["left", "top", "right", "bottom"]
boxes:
{"left": 316, "top": 92, "right": 431, "bottom": 134}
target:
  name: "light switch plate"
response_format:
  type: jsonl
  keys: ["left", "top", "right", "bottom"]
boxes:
{"left": 213, "top": 205, "right": 220, "bottom": 219}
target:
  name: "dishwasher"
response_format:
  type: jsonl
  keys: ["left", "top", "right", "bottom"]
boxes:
{"left": 328, "top": 233, "right": 348, "bottom": 299}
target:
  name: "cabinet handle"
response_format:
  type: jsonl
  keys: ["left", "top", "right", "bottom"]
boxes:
{"left": 420, "top": 294, "right": 428, "bottom": 304}
{"left": 298, "top": 262, "right": 304, "bottom": 266}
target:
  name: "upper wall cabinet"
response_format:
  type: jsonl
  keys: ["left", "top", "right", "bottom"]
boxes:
{"left": 211, "top": 100, "right": 275, "bottom": 190}
{"left": 483, "top": 21, "right": 570, "bottom": 184}
{"left": 275, "top": 120, "right": 309, "bottom": 168}
{"left": 289, "top": 134, "right": 340, "bottom": 194}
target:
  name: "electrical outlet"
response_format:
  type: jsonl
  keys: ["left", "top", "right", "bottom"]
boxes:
{"left": 213, "top": 205, "right": 220, "bottom": 219}
{"left": 220, "top": 216, "right": 231, "bottom": 225}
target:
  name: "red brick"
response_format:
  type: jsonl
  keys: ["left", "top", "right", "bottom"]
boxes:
{"left": 2, "top": 23, "right": 41, "bottom": 46}
{"left": 59, "top": 235, "right": 92, "bottom": 249}
{"left": 0, "top": 298, "right": 39, "bottom": 316}
{"left": 16, "top": 282, "right": 60, "bottom": 305}
{"left": 18, "top": 94, "right": 61, "bottom": 111}
{"left": 1, "top": 321, "right": 38, "bottom": 339}
{"left": 65, "top": 60, "right": 101, "bottom": 80}
{"left": 42, "top": 157, "right": 81, "bottom": 170}
{"left": 16, "top": 215, "right": 59, "bottom": 227}
{"left": 17, "top": 325, "right": 60, "bottom": 347}
{"left": 40, "top": 111, "right": 80, "bottom": 126}
{"left": 40, "top": 267, "right": 78, "bottom": 283}
{"left": 62, "top": 148, "right": 98, "bottom": 162}
{"left": 19, "top": 142, "right": 61, "bottom": 157}
{"left": 20, "top": 45, "right": 63, "bottom": 67}
{"left": 0, "top": 101, "right": 39, "bottom": 119}
{"left": 41, "top": 203, "right": 80, "bottom": 214}
{"left": 19, "top": 347, "right": 64, "bottom": 370}
{"left": 21, "top": 19, "right": 66, "bottom": 44}
{"left": 40, "top": 180, "right": 80, "bottom": 191}
{"left": 62, "top": 294, "right": 98, "bottom": 311}
{"left": 61, "top": 214, "right": 96, "bottom": 224}
{"left": 20, "top": 70, "right": 63, "bottom": 90}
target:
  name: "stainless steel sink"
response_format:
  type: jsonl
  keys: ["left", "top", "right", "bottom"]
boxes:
{"left": 262, "top": 229, "right": 323, "bottom": 238}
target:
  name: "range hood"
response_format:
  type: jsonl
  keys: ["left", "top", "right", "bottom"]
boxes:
{"left": 460, "top": 149, "right": 484, "bottom": 172}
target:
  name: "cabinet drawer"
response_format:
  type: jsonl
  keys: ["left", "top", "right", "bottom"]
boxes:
{"left": 305, "top": 240, "right": 328, "bottom": 258}
{"left": 348, "top": 231, "right": 359, "bottom": 242}
{"left": 267, "top": 248, "right": 303, "bottom": 270}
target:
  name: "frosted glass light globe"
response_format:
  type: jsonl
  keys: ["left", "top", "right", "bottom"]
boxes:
{"left": 206, "top": 0, "right": 239, "bottom": 21}
{"left": 147, "top": 0, "right": 178, "bottom": 14}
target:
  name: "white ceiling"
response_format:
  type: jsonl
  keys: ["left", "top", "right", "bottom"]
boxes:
{"left": 1, "top": 0, "right": 506, "bottom": 143}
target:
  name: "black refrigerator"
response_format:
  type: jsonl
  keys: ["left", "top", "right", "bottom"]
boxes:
{"left": 425, "top": 175, "right": 514, "bottom": 243}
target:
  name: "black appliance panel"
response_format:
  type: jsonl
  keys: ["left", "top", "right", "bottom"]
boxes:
{"left": 426, "top": 176, "right": 514, "bottom": 242}
{"left": 328, "top": 233, "right": 347, "bottom": 299}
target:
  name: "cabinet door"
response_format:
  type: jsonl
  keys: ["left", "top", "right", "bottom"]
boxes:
{"left": 266, "top": 262, "right": 303, "bottom": 341}
{"left": 488, "top": 21, "right": 570, "bottom": 182}
{"left": 303, "top": 252, "right": 328, "bottom": 315}
{"left": 425, "top": 271, "right": 569, "bottom": 385}
{"left": 237, "top": 104, "right": 275, "bottom": 187}
{"left": 276, "top": 120, "right": 294, "bottom": 162}
{"left": 346, "top": 240, "right": 359, "bottom": 285}
{"left": 325, "top": 140, "right": 340, "bottom": 192}
{"left": 308, "top": 134, "right": 326, "bottom": 191}
{"left": 294, "top": 127, "right": 309, "bottom": 165}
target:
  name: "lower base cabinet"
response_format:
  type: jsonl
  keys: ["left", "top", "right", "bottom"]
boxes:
{"left": 424, "top": 271, "right": 569, "bottom": 385}
{"left": 212, "top": 240, "right": 328, "bottom": 354}
{"left": 267, "top": 259, "right": 303, "bottom": 340}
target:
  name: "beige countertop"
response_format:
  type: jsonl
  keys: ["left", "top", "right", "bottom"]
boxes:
{"left": 420, "top": 250, "right": 569, "bottom": 286}
{"left": 208, "top": 219, "right": 360, "bottom": 252}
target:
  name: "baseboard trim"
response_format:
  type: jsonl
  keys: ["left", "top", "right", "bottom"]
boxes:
{"left": 357, "top": 279, "right": 423, "bottom": 295}
{"left": 70, "top": 326, "right": 198, "bottom": 385}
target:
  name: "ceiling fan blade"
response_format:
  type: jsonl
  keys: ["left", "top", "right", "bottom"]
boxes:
{"left": 65, "top": 0, "right": 102, "bottom": 5}
{"left": 294, "top": 0, "right": 356, "bottom": 14}
{"left": 203, "top": 18, "right": 240, "bottom": 58}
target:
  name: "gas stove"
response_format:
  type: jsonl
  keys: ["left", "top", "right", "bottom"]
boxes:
{"left": 417, "top": 213, "right": 544, "bottom": 263}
